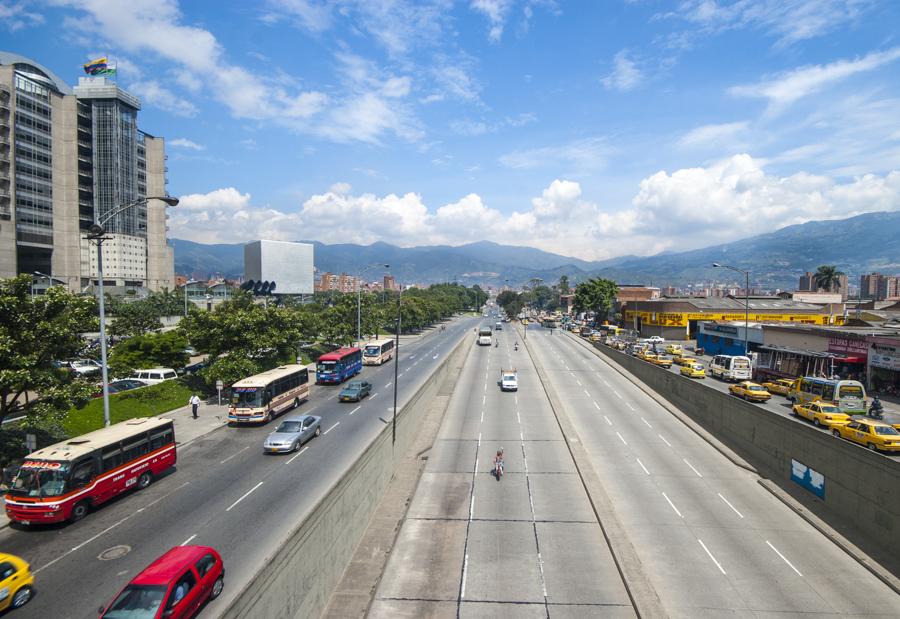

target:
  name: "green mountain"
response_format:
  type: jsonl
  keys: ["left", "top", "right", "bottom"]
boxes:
{"left": 171, "top": 210, "right": 900, "bottom": 289}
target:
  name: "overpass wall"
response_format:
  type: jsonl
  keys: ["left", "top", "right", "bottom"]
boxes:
{"left": 220, "top": 334, "right": 470, "bottom": 619}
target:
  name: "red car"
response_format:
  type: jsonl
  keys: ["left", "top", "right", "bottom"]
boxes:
{"left": 100, "top": 546, "right": 224, "bottom": 618}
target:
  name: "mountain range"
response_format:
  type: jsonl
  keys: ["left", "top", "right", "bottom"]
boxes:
{"left": 171, "top": 210, "right": 900, "bottom": 290}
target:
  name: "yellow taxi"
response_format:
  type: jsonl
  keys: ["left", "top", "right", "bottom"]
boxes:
{"left": 762, "top": 378, "right": 797, "bottom": 397}
{"left": 831, "top": 418, "right": 900, "bottom": 452}
{"left": 673, "top": 355, "right": 696, "bottom": 367}
{"left": 680, "top": 363, "right": 706, "bottom": 379}
{"left": 652, "top": 354, "right": 673, "bottom": 368}
{"left": 0, "top": 553, "right": 34, "bottom": 611}
{"left": 640, "top": 351, "right": 657, "bottom": 363}
{"left": 729, "top": 381, "right": 772, "bottom": 402}
{"left": 792, "top": 401, "right": 852, "bottom": 428}
{"left": 665, "top": 344, "right": 683, "bottom": 355}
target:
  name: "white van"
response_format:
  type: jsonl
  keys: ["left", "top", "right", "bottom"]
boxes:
{"left": 130, "top": 368, "right": 178, "bottom": 385}
{"left": 708, "top": 355, "right": 751, "bottom": 382}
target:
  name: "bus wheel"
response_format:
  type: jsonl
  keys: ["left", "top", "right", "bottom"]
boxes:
{"left": 294, "top": 397, "right": 301, "bottom": 409}
{"left": 69, "top": 501, "right": 90, "bottom": 523}
{"left": 137, "top": 472, "right": 153, "bottom": 489}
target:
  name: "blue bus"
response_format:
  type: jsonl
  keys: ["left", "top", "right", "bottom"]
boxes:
{"left": 316, "top": 347, "right": 363, "bottom": 384}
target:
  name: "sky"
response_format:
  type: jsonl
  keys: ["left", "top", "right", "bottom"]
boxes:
{"left": 3, "top": 0, "right": 900, "bottom": 262}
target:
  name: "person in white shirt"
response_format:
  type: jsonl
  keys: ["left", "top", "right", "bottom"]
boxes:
{"left": 189, "top": 394, "right": 201, "bottom": 419}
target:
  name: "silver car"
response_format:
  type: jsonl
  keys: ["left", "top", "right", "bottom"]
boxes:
{"left": 263, "top": 415, "right": 321, "bottom": 453}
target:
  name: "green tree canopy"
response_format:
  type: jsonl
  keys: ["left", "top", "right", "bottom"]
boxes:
{"left": 573, "top": 278, "right": 618, "bottom": 320}
{"left": 108, "top": 331, "right": 189, "bottom": 378}
{"left": 813, "top": 265, "right": 845, "bottom": 292}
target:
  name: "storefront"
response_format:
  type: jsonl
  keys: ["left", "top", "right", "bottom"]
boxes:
{"left": 869, "top": 337, "right": 900, "bottom": 396}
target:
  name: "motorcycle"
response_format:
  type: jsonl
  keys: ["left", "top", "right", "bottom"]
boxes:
{"left": 494, "top": 459, "right": 504, "bottom": 481}
{"left": 868, "top": 398, "right": 885, "bottom": 420}
{"left": 514, "top": 343, "right": 518, "bottom": 351}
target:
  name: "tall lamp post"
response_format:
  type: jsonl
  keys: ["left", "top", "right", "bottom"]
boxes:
{"left": 88, "top": 196, "right": 179, "bottom": 427}
{"left": 391, "top": 283, "right": 402, "bottom": 445}
{"left": 356, "top": 263, "right": 390, "bottom": 347}
{"left": 712, "top": 262, "right": 750, "bottom": 356}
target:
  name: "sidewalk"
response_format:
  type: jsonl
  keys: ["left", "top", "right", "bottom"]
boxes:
{"left": 161, "top": 399, "right": 232, "bottom": 447}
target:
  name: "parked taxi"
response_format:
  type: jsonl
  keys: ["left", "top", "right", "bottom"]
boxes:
{"left": 729, "top": 381, "right": 772, "bottom": 402}
{"left": 673, "top": 354, "right": 696, "bottom": 367}
{"left": 680, "top": 363, "right": 706, "bottom": 379}
{"left": 831, "top": 418, "right": 900, "bottom": 452}
{"left": 652, "top": 354, "right": 673, "bottom": 368}
{"left": 762, "top": 378, "right": 797, "bottom": 397}
{"left": 0, "top": 553, "right": 33, "bottom": 612}
{"left": 792, "top": 401, "right": 851, "bottom": 428}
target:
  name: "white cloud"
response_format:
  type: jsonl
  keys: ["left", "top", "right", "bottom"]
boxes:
{"left": 178, "top": 187, "right": 252, "bottom": 211}
{"left": 168, "top": 138, "right": 205, "bottom": 151}
{"left": 499, "top": 137, "right": 611, "bottom": 171}
{"left": 450, "top": 112, "right": 535, "bottom": 136}
{"left": 432, "top": 64, "right": 481, "bottom": 102}
{"left": 678, "top": 121, "right": 749, "bottom": 147}
{"left": 126, "top": 80, "right": 199, "bottom": 117}
{"left": 601, "top": 49, "right": 643, "bottom": 92}
{"left": 471, "top": 0, "right": 513, "bottom": 43}
{"left": 730, "top": 47, "right": 900, "bottom": 115}
{"left": 0, "top": 1, "right": 44, "bottom": 30}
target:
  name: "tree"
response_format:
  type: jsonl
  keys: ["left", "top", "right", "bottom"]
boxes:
{"left": 497, "top": 290, "right": 524, "bottom": 319}
{"left": 0, "top": 276, "right": 97, "bottom": 428}
{"left": 573, "top": 278, "right": 618, "bottom": 322}
{"left": 813, "top": 265, "right": 845, "bottom": 293}
{"left": 109, "top": 301, "right": 164, "bottom": 337}
{"left": 108, "top": 331, "right": 190, "bottom": 378}
{"left": 558, "top": 275, "right": 570, "bottom": 295}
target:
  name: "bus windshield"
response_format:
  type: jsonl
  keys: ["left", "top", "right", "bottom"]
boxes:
{"left": 232, "top": 388, "right": 262, "bottom": 408}
{"left": 364, "top": 345, "right": 381, "bottom": 356}
{"left": 317, "top": 360, "right": 337, "bottom": 372}
{"left": 10, "top": 463, "right": 70, "bottom": 497}
{"left": 839, "top": 385, "right": 863, "bottom": 397}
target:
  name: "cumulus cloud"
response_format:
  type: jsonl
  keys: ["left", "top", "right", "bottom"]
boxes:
{"left": 168, "top": 138, "right": 205, "bottom": 151}
{"left": 0, "top": 1, "right": 44, "bottom": 30}
{"left": 128, "top": 80, "right": 199, "bottom": 117}
{"left": 471, "top": 0, "right": 514, "bottom": 43}
{"left": 601, "top": 50, "right": 643, "bottom": 92}
{"left": 170, "top": 158, "right": 900, "bottom": 261}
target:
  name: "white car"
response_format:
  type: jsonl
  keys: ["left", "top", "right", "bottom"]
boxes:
{"left": 69, "top": 359, "right": 102, "bottom": 376}
{"left": 500, "top": 369, "right": 518, "bottom": 391}
{"left": 129, "top": 368, "right": 178, "bottom": 385}
{"left": 647, "top": 336, "right": 665, "bottom": 344}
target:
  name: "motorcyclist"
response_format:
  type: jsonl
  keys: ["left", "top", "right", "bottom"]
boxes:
{"left": 514, "top": 341, "right": 518, "bottom": 351}
{"left": 869, "top": 396, "right": 884, "bottom": 418}
{"left": 495, "top": 340, "right": 499, "bottom": 348}
{"left": 493, "top": 448, "right": 504, "bottom": 479}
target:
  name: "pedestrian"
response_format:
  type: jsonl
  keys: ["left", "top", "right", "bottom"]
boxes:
{"left": 189, "top": 393, "right": 201, "bottom": 419}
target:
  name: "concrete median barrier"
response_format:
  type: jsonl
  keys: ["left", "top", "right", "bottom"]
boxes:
{"left": 220, "top": 335, "right": 471, "bottom": 619}
{"left": 579, "top": 335, "right": 900, "bottom": 575}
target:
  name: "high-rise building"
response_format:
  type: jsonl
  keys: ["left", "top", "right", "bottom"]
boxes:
{"left": 0, "top": 52, "right": 174, "bottom": 293}
{"left": 799, "top": 271, "right": 847, "bottom": 299}
{"left": 383, "top": 274, "right": 397, "bottom": 291}
{"left": 860, "top": 273, "right": 881, "bottom": 299}
{"left": 858, "top": 273, "right": 899, "bottom": 301}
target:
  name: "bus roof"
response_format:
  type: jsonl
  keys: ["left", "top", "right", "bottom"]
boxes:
{"left": 231, "top": 364, "right": 308, "bottom": 388}
{"left": 26, "top": 417, "right": 173, "bottom": 462}
{"left": 319, "top": 347, "right": 360, "bottom": 362}
{"left": 364, "top": 339, "right": 393, "bottom": 348}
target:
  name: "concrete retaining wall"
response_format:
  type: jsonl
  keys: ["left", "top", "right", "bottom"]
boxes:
{"left": 587, "top": 339, "right": 900, "bottom": 559}
{"left": 220, "top": 334, "right": 470, "bottom": 619}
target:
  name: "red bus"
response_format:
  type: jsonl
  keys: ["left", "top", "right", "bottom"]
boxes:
{"left": 5, "top": 417, "right": 176, "bottom": 524}
{"left": 316, "top": 347, "right": 363, "bottom": 384}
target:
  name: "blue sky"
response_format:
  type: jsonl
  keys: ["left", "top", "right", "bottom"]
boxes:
{"left": 3, "top": 0, "right": 900, "bottom": 260}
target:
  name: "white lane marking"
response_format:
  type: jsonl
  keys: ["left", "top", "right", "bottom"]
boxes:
{"left": 718, "top": 493, "right": 744, "bottom": 518}
{"left": 641, "top": 417, "right": 652, "bottom": 428}
{"left": 349, "top": 406, "right": 361, "bottom": 415}
{"left": 583, "top": 389, "right": 591, "bottom": 398}
{"left": 604, "top": 415, "right": 612, "bottom": 425}
{"left": 602, "top": 379, "right": 610, "bottom": 387}
{"left": 658, "top": 434, "right": 672, "bottom": 447}
{"left": 593, "top": 401, "right": 601, "bottom": 410}
{"left": 613, "top": 390, "right": 623, "bottom": 399}
{"left": 461, "top": 553, "right": 469, "bottom": 598}
{"left": 478, "top": 432, "right": 481, "bottom": 446}
{"left": 226, "top": 481, "right": 264, "bottom": 512}
{"left": 516, "top": 410, "right": 521, "bottom": 423}
{"left": 766, "top": 541, "right": 803, "bottom": 576}
{"left": 433, "top": 354, "right": 439, "bottom": 359}
{"left": 616, "top": 431, "right": 627, "bottom": 445}
{"left": 698, "top": 539, "right": 727, "bottom": 575}
{"left": 180, "top": 534, "right": 197, "bottom": 546}
{"left": 220, "top": 445, "right": 249, "bottom": 464}
{"left": 286, "top": 446, "right": 309, "bottom": 464}
{"left": 626, "top": 402, "right": 635, "bottom": 411}
{"left": 683, "top": 458, "right": 703, "bottom": 478}
{"left": 576, "top": 379, "right": 582, "bottom": 386}
{"left": 480, "top": 409, "right": 484, "bottom": 422}
{"left": 483, "top": 395, "right": 486, "bottom": 405}
{"left": 323, "top": 422, "right": 340, "bottom": 435}
{"left": 370, "top": 392, "right": 378, "bottom": 399}
{"left": 662, "top": 492, "right": 683, "bottom": 518}
{"left": 385, "top": 381, "right": 392, "bottom": 388}
{"left": 636, "top": 458, "right": 650, "bottom": 475}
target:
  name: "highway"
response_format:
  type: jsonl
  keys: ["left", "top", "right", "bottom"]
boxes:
{"left": 374, "top": 321, "right": 900, "bottom": 617}
{"left": 0, "top": 315, "right": 478, "bottom": 619}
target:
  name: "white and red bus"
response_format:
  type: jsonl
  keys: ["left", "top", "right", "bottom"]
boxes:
{"left": 363, "top": 338, "right": 395, "bottom": 366}
{"left": 229, "top": 364, "right": 310, "bottom": 424}
{"left": 316, "top": 347, "right": 362, "bottom": 384}
{"left": 5, "top": 417, "right": 175, "bottom": 525}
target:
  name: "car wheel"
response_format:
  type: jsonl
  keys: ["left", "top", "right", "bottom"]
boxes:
{"left": 315, "top": 426, "right": 321, "bottom": 437}
{"left": 813, "top": 419, "right": 821, "bottom": 427}
{"left": 867, "top": 443, "right": 877, "bottom": 452}
{"left": 137, "top": 471, "right": 153, "bottom": 489}
{"left": 832, "top": 429, "right": 841, "bottom": 438}
{"left": 210, "top": 576, "right": 224, "bottom": 600}
{"left": 69, "top": 500, "right": 90, "bottom": 523}
{"left": 292, "top": 441, "right": 299, "bottom": 452}
{"left": 11, "top": 585, "right": 32, "bottom": 608}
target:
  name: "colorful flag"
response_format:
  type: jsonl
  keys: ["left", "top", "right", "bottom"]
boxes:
{"left": 83, "top": 57, "right": 108, "bottom": 75}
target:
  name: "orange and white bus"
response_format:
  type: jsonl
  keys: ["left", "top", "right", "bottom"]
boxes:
{"left": 5, "top": 417, "right": 176, "bottom": 525}
{"left": 363, "top": 338, "right": 395, "bottom": 365}
{"left": 229, "top": 364, "right": 310, "bottom": 424}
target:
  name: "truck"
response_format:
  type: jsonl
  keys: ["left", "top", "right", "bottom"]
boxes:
{"left": 500, "top": 368, "right": 518, "bottom": 391}
{"left": 477, "top": 327, "right": 493, "bottom": 346}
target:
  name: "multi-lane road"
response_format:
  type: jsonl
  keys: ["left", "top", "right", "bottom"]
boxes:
{"left": 374, "top": 322, "right": 900, "bottom": 617}
{"left": 0, "top": 315, "right": 477, "bottom": 618}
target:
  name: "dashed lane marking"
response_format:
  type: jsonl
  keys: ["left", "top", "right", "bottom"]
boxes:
{"left": 662, "top": 492, "right": 683, "bottom": 518}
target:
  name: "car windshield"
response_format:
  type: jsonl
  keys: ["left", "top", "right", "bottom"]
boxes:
{"left": 873, "top": 426, "right": 900, "bottom": 436}
{"left": 839, "top": 386, "right": 863, "bottom": 397}
{"left": 348, "top": 382, "right": 363, "bottom": 389}
{"left": 748, "top": 385, "right": 765, "bottom": 391}
{"left": 276, "top": 421, "right": 303, "bottom": 433}
{"left": 692, "top": 365, "right": 704, "bottom": 370}
{"left": 503, "top": 374, "right": 516, "bottom": 381}
{"left": 102, "top": 585, "right": 167, "bottom": 618}
{"left": 342, "top": 388, "right": 360, "bottom": 394}
{"left": 231, "top": 388, "right": 262, "bottom": 408}
{"left": 9, "top": 462, "right": 70, "bottom": 497}
{"left": 819, "top": 405, "right": 841, "bottom": 414}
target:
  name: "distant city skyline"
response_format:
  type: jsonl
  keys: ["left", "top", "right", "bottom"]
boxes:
{"left": 6, "top": 1, "right": 899, "bottom": 260}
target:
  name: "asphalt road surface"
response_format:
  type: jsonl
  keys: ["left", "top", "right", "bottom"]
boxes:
{"left": 530, "top": 324, "right": 899, "bottom": 617}
{"left": 0, "top": 315, "right": 478, "bottom": 619}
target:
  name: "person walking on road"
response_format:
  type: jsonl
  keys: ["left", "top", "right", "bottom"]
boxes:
{"left": 189, "top": 394, "right": 201, "bottom": 419}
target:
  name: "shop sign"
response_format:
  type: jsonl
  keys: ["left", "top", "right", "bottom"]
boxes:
{"left": 827, "top": 337, "right": 869, "bottom": 355}
{"left": 870, "top": 345, "right": 900, "bottom": 371}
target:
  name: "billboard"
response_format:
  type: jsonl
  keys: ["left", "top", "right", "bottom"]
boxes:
{"left": 243, "top": 240, "right": 314, "bottom": 295}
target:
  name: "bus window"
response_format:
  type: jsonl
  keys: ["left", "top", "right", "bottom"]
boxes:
{"left": 70, "top": 458, "right": 96, "bottom": 488}
{"left": 840, "top": 385, "right": 863, "bottom": 397}
{"left": 822, "top": 384, "right": 835, "bottom": 401}
{"left": 811, "top": 382, "right": 823, "bottom": 397}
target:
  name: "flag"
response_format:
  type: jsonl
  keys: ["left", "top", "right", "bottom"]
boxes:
{"left": 83, "top": 57, "right": 108, "bottom": 75}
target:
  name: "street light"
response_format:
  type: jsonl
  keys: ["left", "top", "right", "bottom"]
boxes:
{"left": 392, "top": 283, "right": 402, "bottom": 445}
{"left": 88, "top": 195, "right": 179, "bottom": 427}
{"left": 31, "top": 270, "right": 53, "bottom": 300}
{"left": 356, "top": 263, "right": 390, "bottom": 347}
{"left": 712, "top": 262, "right": 750, "bottom": 356}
